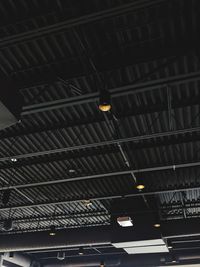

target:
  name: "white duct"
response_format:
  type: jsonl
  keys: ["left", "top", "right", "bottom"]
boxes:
{"left": 3, "top": 253, "right": 31, "bottom": 267}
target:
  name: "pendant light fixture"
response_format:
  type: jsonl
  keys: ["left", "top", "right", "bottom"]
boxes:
{"left": 99, "top": 90, "right": 111, "bottom": 112}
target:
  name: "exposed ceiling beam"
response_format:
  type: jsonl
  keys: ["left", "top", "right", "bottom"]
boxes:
{"left": 22, "top": 71, "right": 200, "bottom": 115}
{"left": 0, "top": 210, "right": 108, "bottom": 224}
{"left": 7, "top": 221, "right": 110, "bottom": 235}
{"left": 0, "top": 0, "right": 165, "bottom": 48}
{"left": 0, "top": 170, "right": 132, "bottom": 190}
{"left": 0, "top": 126, "right": 200, "bottom": 162}
{"left": 0, "top": 91, "right": 198, "bottom": 140}
{"left": 0, "top": 160, "right": 200, "bottom": 191}
{"left": 2, "top": 171, "right": 200, "bottom": 211}
{"left": 0, "top": 128, "right": 198, "bottom": 171}
{"left": 12, "top": 40, "right": 190, "bottom": 89}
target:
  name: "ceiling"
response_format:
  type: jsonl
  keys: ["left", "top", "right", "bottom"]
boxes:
{"left": 0, "top": 0, "right": 200, "bottom": 265}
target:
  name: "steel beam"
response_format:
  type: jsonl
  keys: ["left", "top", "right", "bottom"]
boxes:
{"left": 8, "top": 222, "right": 110, "bottom": 235}
{"left": 2, "top": 176, "right": 200, "bottom": 212}
{"left": 0, "top": 127, "right": 199, "bottom": 171}
{"left": 0, "top": 125, "right": 199, "bottom": 171}
{"left": 0, "top": 91, "right": 198, "bottom": 140}
{"left": 0, "top": 0, "right": 164, "bottom": 48}
{"left": 0, "top": 160, "right": 200, "bottom": 191}
{"left": 0, "top": 126, "right": 200, "bottom": 162}
{"left": 22, "top": 71, "right": 200, "bottom": 115}
{"left": 0, "top": 210, "right": 108, "bottom": 224}
{"left": 14, "top": 41, "right": 189, "bottom": 90}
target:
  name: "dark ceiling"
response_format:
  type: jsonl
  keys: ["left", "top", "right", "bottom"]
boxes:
{"left": 0, "top": 0, "right": 200, "bottom": 261}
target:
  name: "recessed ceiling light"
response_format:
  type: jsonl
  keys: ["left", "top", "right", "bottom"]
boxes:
{"left": 10, "top": 158, "right": 17, "bottom": 162}
{"left": 154, "top": 223, "right": 161, "bottom": 228}
{"left": 136, "top": 184, "right": 145, "bottom": 190}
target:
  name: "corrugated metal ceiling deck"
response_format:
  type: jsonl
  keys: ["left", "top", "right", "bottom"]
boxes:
{"left": 0, "top": 0, "right": 199, "bottom": 234}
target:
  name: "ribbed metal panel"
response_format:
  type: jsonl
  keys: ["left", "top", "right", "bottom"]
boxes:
{"left": 0, "top": 0, "right": 199, "bottom": 233}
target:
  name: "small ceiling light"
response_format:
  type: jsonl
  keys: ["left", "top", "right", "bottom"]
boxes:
{"left": 168, "top": 246, "right": 173, "bottom": 249}
{"left": 49, "top": 225, "right": 56, "bottom": 236}
{"left": 10, "top": 158, "right": 17, "bottom": 162}
{"left": 171, "top": 254, "right": 177, "bottom": 263}
{"left": 136, "top": 184, "right": 145, "bottom": 190}
{"left": 78, "top": 247, "right": 84, "bottom": 255}
{"left": 154, "top": 223, "right": 161, "bottom": 228}
{"left": 57, "top": 251, "right": 65, "bottom": 261}
{"left": 3, "top": 218, "right": 13, "bottom": 231}
{"left": 83, "top": 199, "right": 92, "bottom": 207}
{"left": 117, "top": 216, "right": 133, "bottom": 227}
{"left": 99, "top": 90, "right": 111, "bottom": 112}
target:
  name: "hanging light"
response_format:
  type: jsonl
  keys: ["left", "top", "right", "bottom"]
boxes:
{"left": 98, "top": 90, "right": 111, "bottom": 112}
{"left": 136, "top": 184, "right": 145, "bottom": 190}
{"left": 57, "top": 251, "right": 65, "bottom": 260}
{"left": 49, "top": 225, "right": 56, "bottom": 236}
{"left": 153, "top": 212, "right": 161, "bottom": 228}
{"left": 3, "top": 218, "right": 13, "bottom": 231}
{"left": 171, "top": 254, "right": 177, "bottom": 263}
{"left": 100, "top": 260, "right": 105, "bottom": 267}
{"left": 78, "top": 247, "right": 84, "bottom": 255}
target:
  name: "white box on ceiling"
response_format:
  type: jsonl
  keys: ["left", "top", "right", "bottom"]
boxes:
{"left": 113, "top": 239, "right": 165, "bottom": 248}
{"left": 124, "top": 245, "right": 169, "bottom": 254}
{"left": 117, "top": 216, "right": 133, "bottom": 227}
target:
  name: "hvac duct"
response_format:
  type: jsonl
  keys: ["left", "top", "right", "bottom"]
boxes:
{"left": 43, "top": 253, "right": 200, "bottom": 267}
{"left": 0, "top": 218, "right": 200, "bottom": 252}
{"left": 3, "top": 252, "right": 31, "bottom": 267}
{"left": 0, "top": 226, "right": 111, "bottom": 252}
{"left": 45, "top": 258, "right": 120, "bottom": 267}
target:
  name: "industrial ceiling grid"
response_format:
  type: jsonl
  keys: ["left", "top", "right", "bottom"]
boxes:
{"left": 0, "top": 0, "right": 199, "bottom": 233}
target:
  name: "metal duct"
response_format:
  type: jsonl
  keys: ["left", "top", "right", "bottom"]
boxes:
{"left": 43, "top": 254, "right": 171, "bottom": 267}
{"left": 45, "top": 258, "right": 120, "bottom": 267}
{"left": 1, "top": 218, "right": 200, "bottom": 252}
{"left": 3, "top": 252, "right": 31, "bottom": 267}
{"left": 0, "top": 226, "right": 111, "bottom": 252}
{"left": 44, "top": 254, "right": 200, "bottom": 267}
